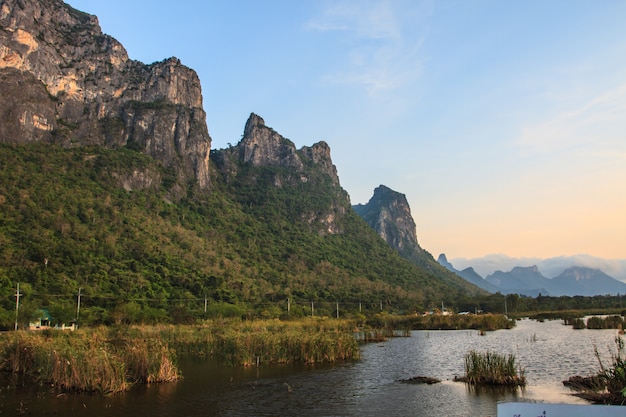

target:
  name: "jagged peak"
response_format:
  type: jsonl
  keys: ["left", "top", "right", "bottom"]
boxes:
{"left": 243, "top": 113, "right": 266, "bottom": 136}
{"left": 235, "top": 114, "right": 340, "bottom": 184}
{"left": 355, "top": 184, "right": 420, "bottom": 253}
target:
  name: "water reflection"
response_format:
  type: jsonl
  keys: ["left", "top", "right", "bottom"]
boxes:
{"left": 0, "top": 319, "right": 620, "bottom": 416}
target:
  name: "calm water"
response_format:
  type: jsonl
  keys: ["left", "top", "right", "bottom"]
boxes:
{"left": 1, "top": 319, "right": 622, "bottom": 416}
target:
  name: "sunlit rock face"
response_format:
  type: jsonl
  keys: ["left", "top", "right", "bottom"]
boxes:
{"left": 354, "top": 185, "right": 422, "bottom": 254}
{"left": 0, "top": 0, "right": 211, "bottom": 192}
{"left": 212, "top": 113, "right": 348, "bottom": 234}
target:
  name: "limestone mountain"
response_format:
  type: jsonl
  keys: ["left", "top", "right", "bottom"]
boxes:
{"left": 354, "top": 185, "right": 421, "bottom": 256}
{"left": 437, "top": 254, "right": 499, "bottom": 293}
{"left": 485, "top": 266, "right": 548, "bottom": 297}
{"left": 354, "top": 185, "right": 483, "bottom": 295}
{"left": 211, "top": 113, "right": 347, "bottom": 235}
{"left": 0, "top": 0, "right": 211, "bottom": 195}
{"left": 548, "top": 267, "right": 626, "bottom": 296}
{"left": 0, "top": 0, "right": 489, "bottom": 326}
{"left": 482, "top": 265, "right": 626, "bottom": 296}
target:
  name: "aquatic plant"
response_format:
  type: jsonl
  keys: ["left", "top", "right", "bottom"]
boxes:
{"left": 564, "top": 336, "right": 626, "bottom": 405}
{"left": 144, "top": 318, "right": 361, "bottom": 365}
{"left": 0, "top": 328, "right": 180, "bottom": 394}
{"left": 586, "top": 315, "right": 625, "bottom": 330}
{"left": 366, "top": 312, "right": 513, "bottom": 332}
{"left": 0, "top": 318, "right": 361, "bottom": 394}
{"left": 458, "top": 350, "right": 525, "bottom": 386}
{"left": 596, "top": 336, "right": 626, "bottom": 403}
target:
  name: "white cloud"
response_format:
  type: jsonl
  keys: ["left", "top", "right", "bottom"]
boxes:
{"left": 306, "top": 1, "right": 402, "bottom": 40}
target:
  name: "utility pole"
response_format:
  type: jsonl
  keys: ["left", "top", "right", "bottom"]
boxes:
{"left": 287, "top": 297, "right": 290, "bottom": 314}
{"left": 204, "top": 295, "right": 208, "bottom": 313}
{"left": 336, "top": 301, "right": 339, "bottom": 319}
{"left": 76, "top": 287, "right": 82, "bottom": 328}
{"left": 14, "top": 283, "right": 22, "bottom": 331}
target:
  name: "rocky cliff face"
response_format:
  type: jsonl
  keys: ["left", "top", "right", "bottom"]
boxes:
{"left": 213, "top": 113, "right": 346, "bottom": 234}
{"left": 236, "top": 113, "right": 339, "bottom": 184}
{"left": 353, "top": 185, "right": 422, "bottom": 254}
{"left": 355, "top": 185, "right": 485, "bottom": 293}
{"left": 0, "top": 0, "right": 211, "bottom": 192}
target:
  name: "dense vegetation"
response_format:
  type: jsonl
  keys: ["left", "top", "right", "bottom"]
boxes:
{"left": 3, "top": 143, "right": 625, "bottom": 330}
{"left": 0, "top": 318, "right": 360, "bottom": 393}
{"left": 456, "top": 292, "right": 626, "bottom": 318}
{"left": 0, "top": 143, "right": 484, "bottom": 329}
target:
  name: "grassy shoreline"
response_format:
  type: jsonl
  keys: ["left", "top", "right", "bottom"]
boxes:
{"left": 0, "top": 314, "right": 513, "bottom": 394}
{"left": 0, "top": 318, "right": 361, "bottom": 393}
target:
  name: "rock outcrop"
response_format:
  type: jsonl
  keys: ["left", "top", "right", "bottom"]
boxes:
{"left": 353, "top": 185, "right": 421, "bottom": 254}
{"left": 235, "top": 113, "right": 339, "bottom": 184}
{"left": 212, "top": 113, "right": 346, "bottom": 234}
{"left": 355, "top": 185, "right": 485, "bottom": 293}
{"left": 0, "top": 0, "right": 211, "bottom": 192}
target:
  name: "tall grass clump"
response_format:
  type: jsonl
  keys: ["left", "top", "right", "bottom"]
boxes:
{"left": 0, "top": 329, "right": 180, "bottom": 394}
{"left": 586, "top": 316, "right": 625, "bottom": 330}
{"left": 130, "top": 319, "right": 361, "bottom": 366}
{"left": 366, "top": 313, "right": 513, "bottom": 332}
{"left": 459, "top": 350, "right": 525, "bottom": 386}
{"left": 564, "top": 336, "right": 626, "bottom": 404}
{"left": 201, "top": 319, "right": 360, "bottom": 366}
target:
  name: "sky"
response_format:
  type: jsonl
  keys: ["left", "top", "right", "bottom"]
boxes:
{"left": 67, "top": 0, "right": 626, "bottom": 277}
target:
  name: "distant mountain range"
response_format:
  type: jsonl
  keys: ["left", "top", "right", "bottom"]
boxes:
{"left": 437, "top": 254, "right": 626, "bottom": 296}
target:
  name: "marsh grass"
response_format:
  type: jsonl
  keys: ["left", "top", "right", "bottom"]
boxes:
{"left": 459, "top": 350, "right": 526, "bottom": 386}
{"left": 133, "top": 318, "right": 361, "bottom": 365}
{"left": 366, "top": 313, "right": 513, "bottom": 332}
{"left": 0, "top": 328, "right": 179, "bottom": 394}
{"left": 0, "top": 319, "right": 361, "bottom": 393}
{"left": 565, "top": 336, "right": 626, "bottom": 405}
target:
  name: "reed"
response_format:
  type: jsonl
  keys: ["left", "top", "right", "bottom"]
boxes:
{"left": 0, "top": 319, "right": 361, "bottom": 393}
{"left": 135, "top": 318, "right": 361, "bottom": 365}
{"left": 0, "top": 328, "right": 180, "bottom": 394}
{"left": 586, "top": 315, "right": 624, "bottom": 330}
{"left": 566, "top": 336, "right": 626, "bottom": 404}
{"left": 459, "top": 350, "right": 526, "bottom": 386}
{"left": 366, "top": 313, "right": 513, "bottom": 331}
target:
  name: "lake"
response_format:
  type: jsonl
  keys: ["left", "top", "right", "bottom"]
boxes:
{"left": 2, "top": 319, "right": 622, "bottom": 416}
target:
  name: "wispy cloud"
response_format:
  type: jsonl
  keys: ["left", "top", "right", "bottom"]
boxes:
{"left": 515, "top": 83, "right": 626, "bottom": 153}
{"left": 306, "top": 0, "right": 429, "bottom": 95}
{"left": 306, "top": 1, "right": 402, "bottom": 40}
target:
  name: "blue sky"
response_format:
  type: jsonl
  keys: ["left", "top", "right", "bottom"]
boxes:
{"left": 68, "top": 0, "right": 626, "bottom": 269}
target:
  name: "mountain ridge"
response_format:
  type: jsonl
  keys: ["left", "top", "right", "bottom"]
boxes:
{"left": 438, "top": 255, "right": 626, "bottom": 296}
{"left": 0, "top": 0, "right": 485, "bottom": 326}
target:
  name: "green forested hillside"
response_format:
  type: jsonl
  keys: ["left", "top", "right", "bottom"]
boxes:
{"left": 0, "top": 143, "right": 481, "bottom": 328}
